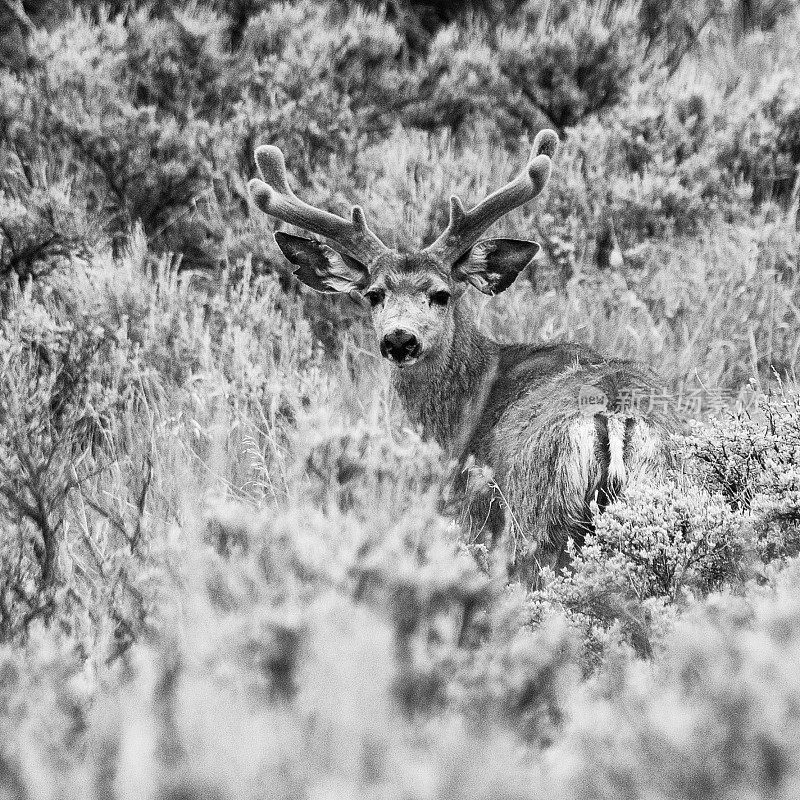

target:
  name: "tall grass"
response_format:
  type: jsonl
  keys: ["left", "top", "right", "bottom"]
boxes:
{"left": 0, "top": 237, "right": 798, "bottom": 797}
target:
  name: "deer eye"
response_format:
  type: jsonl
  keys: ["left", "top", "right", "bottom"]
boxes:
{"left": 364, "top": 288, "right": 385, "bottom": 307}
{"left": 429, "top": 289, "right": 450, "bottom": 307}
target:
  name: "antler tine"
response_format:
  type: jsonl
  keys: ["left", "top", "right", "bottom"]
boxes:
{"left": 248, "top": 145, "right": 389, "bottom": 266}
{"left": 425, "top": 129, "right": 559, "bottom": 263}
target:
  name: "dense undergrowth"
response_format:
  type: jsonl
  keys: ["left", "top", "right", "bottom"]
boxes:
{"left": 2, "top": 0, "right": 800, "bottom": 798}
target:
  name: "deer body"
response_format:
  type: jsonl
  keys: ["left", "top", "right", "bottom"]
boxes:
{"left": 391, "top": 296, "right": 669, "bottom": 574}
{"left": 248, "top": 130, "right": 671, "bottom": 578}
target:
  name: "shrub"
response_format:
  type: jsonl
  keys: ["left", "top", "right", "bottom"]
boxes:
{"left": 551, "top": 562, "right": 800, "bottom": 800}
{"left": 0, "top": 276, "right": 162, "bottom": 648}
{"left": 530, "top": 479, "right": 747, "bottom": 671}
{"left": 684, "top": 385, "right": 800, "bottom": 505}
{"left": 124, "top": 8, "right": 241, "bottom": 123}
{"left": 0, "top": 184, "right": 96, "bottom": 289}
{"left": 407, "top": 1, "right": 640, "bottom": 142}
{"left": 683, "top": 383, "right": 800, "bottom": 565}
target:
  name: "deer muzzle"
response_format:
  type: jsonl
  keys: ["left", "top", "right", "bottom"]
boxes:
{"left": 380, "top": 329, "right": 421, "bottom": 365}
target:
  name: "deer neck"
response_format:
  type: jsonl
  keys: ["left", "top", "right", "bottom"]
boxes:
{"left": 392, "top": 302, "right": 498, "bottom": 455}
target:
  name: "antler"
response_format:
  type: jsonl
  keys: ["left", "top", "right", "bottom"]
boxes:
{"left": 248, "top": 145, "right": 389, "bottom": 266}
{"left": 424, "top": 129, "right": 559, "bottom": 264}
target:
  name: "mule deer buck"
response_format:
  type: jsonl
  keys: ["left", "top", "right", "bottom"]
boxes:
{"left": 248, "top": 130, "right": 672, "bottom": 580}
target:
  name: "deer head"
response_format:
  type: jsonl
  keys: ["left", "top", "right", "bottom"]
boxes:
{"left": 248, "top": 129, "right": 558, "bottom": 368}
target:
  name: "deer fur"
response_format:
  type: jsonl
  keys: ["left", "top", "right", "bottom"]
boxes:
{"left": 390, "top": 281, "right": 671, "bottom": 577}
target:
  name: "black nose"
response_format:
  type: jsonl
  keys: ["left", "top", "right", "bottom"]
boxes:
{"left": 380, "top": 329, "right": 421, "bottom": 363}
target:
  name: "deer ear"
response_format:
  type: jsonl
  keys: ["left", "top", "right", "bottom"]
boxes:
{"left": 452, "top": 238, "right": 540, "bottom": 295}
{"left": 275, "top": 232, "right": 370, "bottom": 294}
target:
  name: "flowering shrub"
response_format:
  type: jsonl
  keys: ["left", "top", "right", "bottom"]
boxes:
{"left": 528, "top": 479, "right": 744, "bottom": 671}
{"left": 590, "top": 479, "right": 746, "bottom": 599}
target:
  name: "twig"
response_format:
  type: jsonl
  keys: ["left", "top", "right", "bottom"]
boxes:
{"left": 130, "top": 450, "right": 153, "bottom": 551}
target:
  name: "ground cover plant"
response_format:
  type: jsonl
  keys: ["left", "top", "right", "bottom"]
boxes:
{"left": 2, "top": 0, "right": 800, "bottom": 797}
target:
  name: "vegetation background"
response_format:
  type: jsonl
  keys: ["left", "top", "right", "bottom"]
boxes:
{"left": 1, "top": 0, "right": 800, "bottom": 797}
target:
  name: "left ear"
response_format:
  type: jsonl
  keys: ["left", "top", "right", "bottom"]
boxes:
{"left": 275, "top": 231, "right": 370, "bottom": 294}
{"left": 452, "top": 238, "right": 540, "bottom": 295}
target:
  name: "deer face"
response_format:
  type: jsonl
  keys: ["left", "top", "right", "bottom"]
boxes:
{"left": 248, "top": 130, "right": 558, "bottom": 367}
{"left": 362, "top": 252, "right": 454, "bottom": 367}
{"left": 272, "top": 240, "right": 541, "bottom": 367}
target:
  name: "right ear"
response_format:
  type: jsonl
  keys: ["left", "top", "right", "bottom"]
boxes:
{"left": 275, "top": 232, "right": 370, "bottom": 294}
{"left": 452, "top": 238, "right": 540, "bottom": 295}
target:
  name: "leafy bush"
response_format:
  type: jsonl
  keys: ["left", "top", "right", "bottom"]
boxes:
{"left": 529, "top": 479, "right": 746, "bottom": 671}
{"left": 551, "top": 563, "right": 800, "bottom": 800}
{"left": 684, "top": 383, "right": 800, "bottom": 565}
{"left": 406, "top": 1, "right": 640, "bottom": 141}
